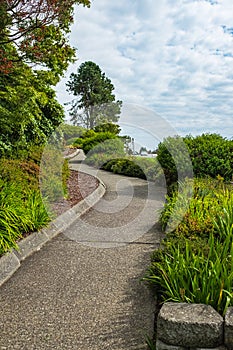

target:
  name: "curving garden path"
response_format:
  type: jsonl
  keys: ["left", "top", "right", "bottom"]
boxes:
{"left": 0, "top": 152, "right": 165, "bottom": 350}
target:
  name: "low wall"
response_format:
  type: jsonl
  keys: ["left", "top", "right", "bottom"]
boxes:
{"left": 156, "top": 302, "right": 233, "bottom": 350}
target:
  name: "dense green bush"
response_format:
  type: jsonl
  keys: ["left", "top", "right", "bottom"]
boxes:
{"left": 66, "top": 137, "right": 81, "bottom": 146}
{"left": 101, "top": 156, "right": 160, "bottom": 180}
{"left": 184, "top": 134, "right": 233, "bottom": 180}
{"left": 40, "top": 148, "right": 70, "bottom": 202}
{"left": 0, "top": 159, "right": 40, "bottom": 189}
{"left": 157, "top": 133, "right": 233, "bottom": 186}
{"left": 102, "top": 158, "right": 146, "bottom": 179}
{"left": 0, "top": 147, "right": 71, "bottom": 255}
{"left": 82, "top": 132, "right": 117, "bottom": 154}
{"left": 84, "top": 138, "right": 125, "bottom": 167}
{"left": 156, "top": 136, "right": 193, "bottom": 186}
{"left": 72, "top": 131, "right": 117, "bottom": 154}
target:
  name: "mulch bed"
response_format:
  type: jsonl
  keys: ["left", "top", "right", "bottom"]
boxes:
{"left": 51, "top": 170, "right": 99, "bottom": 217}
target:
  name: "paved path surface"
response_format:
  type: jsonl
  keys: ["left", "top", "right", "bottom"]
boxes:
{"left": 0, "top": 152, "right": 165, "bottom": 350}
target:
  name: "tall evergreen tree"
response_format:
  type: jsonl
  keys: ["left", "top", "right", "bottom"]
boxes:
{"left": 66, "top": 61, "right": 122, "bottom": 129}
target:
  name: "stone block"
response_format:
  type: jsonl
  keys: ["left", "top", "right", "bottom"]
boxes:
{"left": 225, "top": 307, "right": 233, "bottom": 350}
{"left": 0, "top": 252, "right": 20, "bottom": 286}
{"left": 157, "top": 302, "right": 223, "bottom": 348}
{"left": 14, "top": 231, "right": 49, "bottom": 261}
{"left": 156, "top": 339, "right": 187, "bottom": 350}
{"left": 192, "top": 346, "right": 226, "bottom": 350}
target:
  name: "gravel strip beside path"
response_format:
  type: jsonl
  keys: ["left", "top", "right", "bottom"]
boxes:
{"left": 0, "top": 151, "right": 165, "bottom": 350}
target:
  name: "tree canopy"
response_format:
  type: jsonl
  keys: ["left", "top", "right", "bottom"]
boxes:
{"left": 0, "top": 53, "right": 64, "bottom": 156}
{"left": 0, "top": 0, "right": 90, "bottom": 76}
{"left": 66, "top": 61, "right": 122, "bottom": 129}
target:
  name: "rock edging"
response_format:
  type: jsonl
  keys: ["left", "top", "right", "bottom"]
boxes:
{"left": 156, "top": 302, "right": 233, "bottom": 350}
{"left": 0, "top": 174, "right": 106, "bottom": 288}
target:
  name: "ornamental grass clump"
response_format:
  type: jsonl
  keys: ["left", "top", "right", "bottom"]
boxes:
{"left": 145, "top": 232, "right": 233, "bottom": 315}
{"left": 0, "top": 180, "right": 50, "bottom": 256}
{"left": 145, "top": 179, "right": 233, "bottom": 316}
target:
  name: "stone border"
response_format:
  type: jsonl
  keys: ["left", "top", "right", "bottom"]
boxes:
{"left": 156, "top": 302, "right": 233, "bottom": 350}
{"left": 0, "top": 174, "right": 106, "bottom": 288}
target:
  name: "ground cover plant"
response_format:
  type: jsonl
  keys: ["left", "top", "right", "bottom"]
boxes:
{"left": 145, "top": 178, "right": 233, "bottom": 316}
{"left": 0, "top": 148, "right": 70, "bottom": 256}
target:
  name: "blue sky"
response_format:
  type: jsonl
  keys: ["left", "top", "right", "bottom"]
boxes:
{"left": 56, "top": 0, "right": 233, "bottom": 150}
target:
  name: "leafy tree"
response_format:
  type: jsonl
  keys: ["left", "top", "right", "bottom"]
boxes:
{"left": 0, "top": 56, "right": 64, "bottom": 156}
{"left": 66, "top": 61, "right": 122, "bottom": 129}
{"left": 0, "top": 0, "right": 90, "bottom": 75}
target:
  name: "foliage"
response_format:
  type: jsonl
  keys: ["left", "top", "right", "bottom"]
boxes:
{"left": 102, "top": 158, "right": 146, "bottom": 179}
{"left": 0, "top": 0, "right": 90, "bottom": 75}
{"left": 0, "top": 60, "right": 64, "bottom": 157}
{"left": 157, "top": 134, "right": 233, "bottom": 186}
{"left": 145, "top": 232, "right": 233, "bottom": 316}
{"left": 59, "top": 123, "right": 85, "bottom": 141}
{"left": 62, "top": 159, "right": 70, "bottom": 199}
{"left": 156, "top": 135, "right": 193, "bottom": 187}
{"left": 0, "top": 151, "right": 71, "bottom": 255}
{"left": 184, "top": 133, "right": 233, "bottom": 181}
{"left": 94, "top": 122, "right": 121, "bottom": 135}
{"left": 40, "top": 147, "right": 70, "bottom": 202}
{"left": 84, "top": 139, "right": 126, "bottom": 167}
{"left": 72, "top": 131, "right": 117, "bottom": 154}
{"left": 66, "top": 61, "right": 122, "bottom": 128}
{"left": 81, "top": 129, "right": 96, "bottom": 139}
{"left": 0, "top": 178, "right": 50, "bottom": 256}
{"left": 0, "top": 158, "right": 40, "bottom": 189}
{"left": 102, "top": 156, "right": 160, "bottom": 181}
{"left": 145, "top": 179, "right": 233, "bottom": 316}
{"left": 145, "top": 335, "right": 156, "bottom": 350}
{"left": 160, "top": 178, "right": 231, "bottom": 238}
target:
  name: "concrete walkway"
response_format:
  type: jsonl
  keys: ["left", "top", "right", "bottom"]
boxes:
{"left": 0, "top": 152, "right": 165, "bottom": 350}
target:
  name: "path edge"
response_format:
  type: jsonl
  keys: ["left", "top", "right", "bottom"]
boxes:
{"left": 0, "top": 173, "right": 106, "bottom": 288}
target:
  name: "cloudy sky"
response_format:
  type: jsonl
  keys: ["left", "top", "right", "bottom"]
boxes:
{"left": 56, "top": 0, "right": 233, "bottom": 149}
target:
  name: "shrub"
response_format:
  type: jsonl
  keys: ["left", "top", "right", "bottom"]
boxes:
{"left": 157, "top": 136, "right": 193, "bottom": 186}
{"left": 102, "top": 158, "right": 146, "bottom": 179}
{"left": 157, "top": 134, "right": 233, "bottom": 186}
{"left": 40, "top": 148, "right": 70, "bottom": 202}
{"left": 101, "top": 155, "right": 160, "bottom": 180}
{"left": 184, "top": 134, "right": 233, "bottom": 180}
{"left": 85, "top": 138, "right": 125, "bottom": 167}
{"left": 0, "top": 159, "right": 40, "bottom": 189}
{"left": 82, "top": 132, "right": 117, "bottom": 154}
{"left": 66, "top": 137, "right": 81, "bottom": 146}
{"left": 160, "top": 178, "right": 231, "bottom": 239}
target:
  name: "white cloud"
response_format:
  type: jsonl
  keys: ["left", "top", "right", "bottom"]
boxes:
{"left": 56, "top": 0, "right": 233, "bottom": 145}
